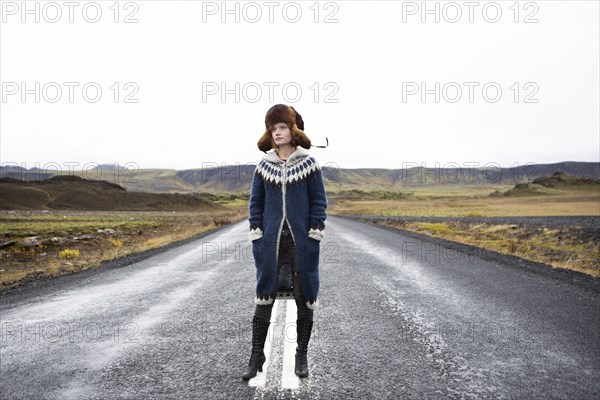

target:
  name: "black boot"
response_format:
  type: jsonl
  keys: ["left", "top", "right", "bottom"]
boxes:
{"left": 295, "top": 318, "right": 313, "bottom": 377}
{"left": 242, "top": 316, "right": 270, "bottom": 380}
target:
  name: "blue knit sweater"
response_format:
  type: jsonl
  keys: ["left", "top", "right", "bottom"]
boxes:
{"left": 248, "top": 147, "right": 328, "bottom": 309}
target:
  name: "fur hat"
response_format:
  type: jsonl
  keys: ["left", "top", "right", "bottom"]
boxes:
{"left": 257, "top": 104, "right": 312, "bottom": 152}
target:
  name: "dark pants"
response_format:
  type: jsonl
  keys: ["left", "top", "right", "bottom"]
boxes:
{"left": 254, "top": 222, "right": 314, "bottom": 322}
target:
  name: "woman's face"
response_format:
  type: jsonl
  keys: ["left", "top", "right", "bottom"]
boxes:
{"left": 271, "top": 122, "right": 292, "bottom": 147}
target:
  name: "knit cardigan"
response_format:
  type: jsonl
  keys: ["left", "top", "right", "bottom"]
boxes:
{"left": 248, "top": 146, "right": 328, "bottom": 310}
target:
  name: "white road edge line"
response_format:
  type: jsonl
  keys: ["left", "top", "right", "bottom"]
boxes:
{"left": 248, "top": 300, "right": 280, "bottom": 387}
{"left": 281, "top": 300, "right": 300, "bottom": 390}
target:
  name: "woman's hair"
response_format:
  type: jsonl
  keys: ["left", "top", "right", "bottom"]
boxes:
{"left": 269, "top": 122, "right": 298, "bottom": 149}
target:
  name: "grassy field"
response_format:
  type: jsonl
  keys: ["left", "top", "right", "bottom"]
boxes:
{"left": 0, "top": 209, "right": 246, "bottom": 290}
{"left": 328, "top": 185, "right": 599, "bottom": 217}
{"left": 326, "top": 185, "right": 599, "bottom": 277}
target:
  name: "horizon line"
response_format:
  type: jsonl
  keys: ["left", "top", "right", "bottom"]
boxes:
{"left": 1, "top": 160, "right": 600, "bottom": 172}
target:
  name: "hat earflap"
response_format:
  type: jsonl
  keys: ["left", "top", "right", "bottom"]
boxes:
{"left": 290, "top": 123, "right": 311, "bottom": 149}
{"left": 257, "top": 129, "right": 272, "bottom": 152}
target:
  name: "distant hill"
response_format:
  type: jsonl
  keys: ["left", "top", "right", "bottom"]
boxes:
{"left": 90, "top": 163, "right": 132, "bottom": 170}
{"left": 119, "top": 161, "right": 600, "bottom": 193}
{"left": 0, "top": 175, "right": 227, "bottom": 211}
{"left": 490, "top": 171, "right": 600, "bottom": 197}
{"left": 1, "top": 161, "right": 598, "bottom": 194}
{"left": 0, "top": 165, "right": 53, "bottom": 181}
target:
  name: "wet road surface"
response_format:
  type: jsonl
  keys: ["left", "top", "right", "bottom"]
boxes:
{"left": 1, "top": 216, "right": 599, "bottom": 399}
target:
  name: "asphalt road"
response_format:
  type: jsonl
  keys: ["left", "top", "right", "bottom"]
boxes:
{"left": 1, "top": 216, "right": 599, "bottom": 399}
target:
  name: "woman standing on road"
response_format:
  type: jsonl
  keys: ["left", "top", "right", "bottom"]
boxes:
{"left": 242, "top": 104, "right": 328, "bottom": 380}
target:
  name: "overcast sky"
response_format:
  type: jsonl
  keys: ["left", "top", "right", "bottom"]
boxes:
{"left": 1, "top": 0, "right": 598, "bottom": 173}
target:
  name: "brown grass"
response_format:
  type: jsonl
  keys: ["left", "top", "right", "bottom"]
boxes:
{"left": 326, "top": 185, "right": 599, "bottom": 277}
{"left": 0, "top": 208, "right": 247, "bottom": 290}
{"left": 329, "top": 191, "right": 599, "bottom": 217}
{"left": 374, "top": 220, "right": 599, "bottom": 277}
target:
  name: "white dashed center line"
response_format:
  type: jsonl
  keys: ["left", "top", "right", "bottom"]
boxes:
{"left": 247, "top": 299, "right": 301, "bottom": 390}
{"left": 281, "top": 300, "right": 300, "bottom": 389}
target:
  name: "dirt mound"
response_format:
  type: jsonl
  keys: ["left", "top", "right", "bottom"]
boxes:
{"left": 489, "top": 183, "right": 549, "bottom": 197}
{"left": 0, "top": 176, "right": 226, "bottom": 211}
{"left": 532, "top": 171, "right": 600, "bottom": 188}
{"left": 489, "top": 171, "right": 600, "bottom": 197}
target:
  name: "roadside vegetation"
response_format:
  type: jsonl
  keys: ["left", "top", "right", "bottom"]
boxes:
{"left": 327, "top": 174, "right": 599, "bottom": 277}
{"left": 0, "top": 209, "right": 246, "bottom": 290}
{"left": 372, "top": 219, "right": 599, "bottom": 277}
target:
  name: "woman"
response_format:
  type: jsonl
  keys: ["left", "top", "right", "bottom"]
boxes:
{"left": 242, "top": 104, "right": 328, "bottom": 380}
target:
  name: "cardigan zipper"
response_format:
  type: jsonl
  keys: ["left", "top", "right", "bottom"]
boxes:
{"left": 276, "top": 162, "right": 296, "bottom": 267}
{"left": 283, "top": 163, "right": 296, "bottom": 244}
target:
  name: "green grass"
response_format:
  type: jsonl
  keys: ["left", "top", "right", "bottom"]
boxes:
{"left": 0, "top": 217, "right": 161, "bottom": 236}
{"left": 416, "top": 222, "right": 453, "bottom": 235}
